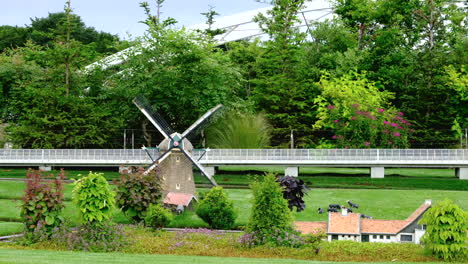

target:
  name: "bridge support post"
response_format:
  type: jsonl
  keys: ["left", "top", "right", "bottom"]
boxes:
{"left": 285, "top": 167, "right": 299, "bottom": 177}
{"left": 455, "top": 168, "right": 468, "bottom": 180}
{"left": 39, "top": 165, "right": 51, "bottom": 171}
{"left": 204, "top": 166, "right": 216, "bottom": 178}
{"left": 370, "top": 167, "right": 384, "bottom": 178}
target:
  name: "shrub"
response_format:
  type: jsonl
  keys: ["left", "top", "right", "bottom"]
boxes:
{"left": 247, "top": 173, "right": 294, "bottom": 243}
{"left": 73, "top": 172, "right": 115, "bottom": 224}
{"left": 115, "top": 170, "right": 162, "bottom": 222}
{"left": 196, "top": 187, "right": 237, "bottom": 229}
{"left": 238, "top": 229, "right": 305, "bottom": 248}
{"left": 278, "top": 176, "right": 308, "bottom": 212}
{"left": 144, "top": 203, "right": 173, "bottom": 229}
{"left": 206, "top": 110, "right": 272, "bottom": 148}
{"left": 20, "top": 169, "right": 65, "bottom": 242}
{"left": 51, "top": 221, "right": 128, "bottom": 252}
{"left": 419, "top": 199, "right": 468, "bottom": 261}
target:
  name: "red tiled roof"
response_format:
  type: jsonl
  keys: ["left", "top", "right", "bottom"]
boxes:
{"left": 361, "top": 219, "right": 407, "bottom": 234}
{"left": 295, "top": 221, "right": 327, "bottom": 234}
{"left": 163, "top": 192, "right": 197, "bottom": 206}
{"left": 359, "top": 201, "right": 431, "bottom": 234}
{"left": 320, "top": 201, "right": 432, "bottom": 235}
{"left": 328, "top": 212, "right": 361, "bottom": 234}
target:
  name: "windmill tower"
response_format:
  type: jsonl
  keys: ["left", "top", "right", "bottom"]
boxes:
{"left": 133, "top": 96, "right": 221, "bottom": 209}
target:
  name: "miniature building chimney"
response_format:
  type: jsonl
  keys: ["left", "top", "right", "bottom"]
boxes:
{"left": 341, "top": 207, "right": 348, "bottom": 216}
{"left": 425, "top": 199, "right": 432, "bottom": 205}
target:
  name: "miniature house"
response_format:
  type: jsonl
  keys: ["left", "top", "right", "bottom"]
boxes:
{"left": 295, "top": 200, "right": 432, "bottom": 244}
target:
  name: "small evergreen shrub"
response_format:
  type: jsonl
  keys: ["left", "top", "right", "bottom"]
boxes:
{"left": 20, "top": 169, "right": 65, "bottom": 242}
{"left": 115, "top": 170, "right": 162, "bottom": 222}
{"left": 247, "top": 173, "right": 294, "bottom": 244}
{"left": 73, "top": 172, "right": 115, "bottom": 224}
{"left": 196, "top": 187, "right": 237, "bottom": 230}
{"left": 144, "top": 203, "right": 173, "bottom": 229}
{"left": 419, "top": 199, "right": 468, "bottom": 261}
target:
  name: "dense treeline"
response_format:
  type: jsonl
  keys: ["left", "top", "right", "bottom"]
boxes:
{"left": 0, "top": 0, "right": 466, "bottom": 149}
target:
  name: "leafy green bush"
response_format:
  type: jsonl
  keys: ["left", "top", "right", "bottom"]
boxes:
{"left": 20, "top": 169, "right": 65, "bottom": 242}
{"left": 115, "top": 171, "right": 162, "bottom": 222}
{"left": 247, "top": 173, "right": 294, "bottom": 244}
{"left": 144, "top": 203, "right": 173, "bottom": 229}
{"left": 196, "top": 187, "right": 237, "bottom": 229}
{"left": 73, "top": 172, "right": 115, "bottom": 224}
{"left": 419, "top": 199, "right": 468, "bottom": 261}
{"left": 206, "top": 111, "right": 272, "bottom": 148}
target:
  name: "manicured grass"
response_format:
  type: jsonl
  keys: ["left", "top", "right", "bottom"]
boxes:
{"left": 1, "top": 187, "right": 467, "bottom": 229}
{"left": 177, "top": 188, "right": 468, "bottom": 225}
{"left": 0, "top": 182, "right": 74, "bottom": 200}
{"left": 219, "top": 166, "right": 457, "bottom": 178}
{"left": 0, "top": 168, "right": 120, "bottom": 180}
{"left": 300, "top": 176, "right": 468, "bottom": 191}
{"left": 0, "top": 248, "right": 442, "bottom": 264}
{"left": 0, "top": 222, "right": 22, "bottom": 236}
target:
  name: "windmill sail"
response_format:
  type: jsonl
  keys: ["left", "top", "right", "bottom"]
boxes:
{"left": 133, "top": 95, "right": 174, "bottom": 139}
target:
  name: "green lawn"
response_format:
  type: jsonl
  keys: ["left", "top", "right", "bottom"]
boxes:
{"left": 0, "top": 168, "right": 120, "bottom": 180}
{"left": 219, "top": 166, "right": 457, "bottom": 178}
{"left": 1, "top": 186, "right": 467, "bottom": 231}
{"left": 0, "top": 222, "right": 22, "bottom": 236}
{"left": 0, "top": 248, "right": 444, "bottom": 264}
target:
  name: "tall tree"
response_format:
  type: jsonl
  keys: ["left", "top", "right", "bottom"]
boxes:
{"left": 104, "top": 2, "right": 243, "bottom": 147}
{"left": 253, "top": 0, "right": 319, "bottom": 146}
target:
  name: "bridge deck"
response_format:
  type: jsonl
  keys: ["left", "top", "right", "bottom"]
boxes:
{"left": 0, "top": 149, "right": 466, "bottom": 167}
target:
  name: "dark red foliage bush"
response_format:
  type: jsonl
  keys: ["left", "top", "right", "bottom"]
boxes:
{"left": 20, "top": 168, "right": 66, "bottom": 241}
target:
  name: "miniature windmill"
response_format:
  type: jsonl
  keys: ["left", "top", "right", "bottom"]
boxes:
{"left": 133, "top": 95, "right": 222, "bottom": 208}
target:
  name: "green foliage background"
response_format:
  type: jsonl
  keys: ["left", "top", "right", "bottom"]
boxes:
{"left": 0, "top": 0, "right": 466, "bottom": 148}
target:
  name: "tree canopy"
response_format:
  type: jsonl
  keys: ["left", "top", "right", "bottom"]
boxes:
{"left": 0, "top": 0, "right": 466, "bottom": 149}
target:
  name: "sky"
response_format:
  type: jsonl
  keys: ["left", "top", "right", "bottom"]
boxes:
{"left": 0, "top": 0, "right": 271, "bottom": 39}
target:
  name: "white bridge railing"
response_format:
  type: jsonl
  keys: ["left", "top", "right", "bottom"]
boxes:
{"left": 0, "top": 149, "right": 466, "bottom": 167}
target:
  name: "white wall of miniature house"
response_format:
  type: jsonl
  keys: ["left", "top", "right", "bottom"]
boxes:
{"left": 328, "top": 234, "right": 360, "bottom": 242}
{"left": 369, "top": 234, "right": 398, "bottom": 243}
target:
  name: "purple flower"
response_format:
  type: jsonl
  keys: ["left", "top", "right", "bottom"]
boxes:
{"left": 383, "top": 121, "right": 389, "bottom": 125}
{"left": 327, "top": 105, "right": 335, "bottom": 109}
{"left": 398, "top": 112, "right": 404, "bottom": 116}
{"left": 332, "top": 135, "right": 337, "bottom": 139}
{"left": 378, "top": 108, "right": 384, "bottom": 112}
{"left": 351, "top": 117, "right": 356, "bottom": 120}
{"left": 391, "top": 123, "right": 398, "bottom": 127}
{"left": 393, "top": 132, "right": 401, "bottom": 137}
{"left": 369, "top": 115, "right": 376, "bottom": 120}
{"left": 352, "top": 104, "right": 359, "bottom": 108}
{"left": 383, "top": 130, "right": 389, "bottom": 134}
{"left": 334, "top": 120, "right": 339, "bottom": 123}
{"left": 364, "top": 142, "right": 370, "bottom": 146}
{"left": 388, "top": 141, "right": 393, "bottom": 145}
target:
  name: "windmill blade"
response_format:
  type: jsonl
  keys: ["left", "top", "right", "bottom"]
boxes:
{"left": 181, "top": 104, "right": 223, "bottom": 139}
{"left": 143, "top": 148, "right": 173, "bottom": 175}
{"left": 133, "top": 95, "right": 174, "bottom": 139}
{"left": 180, "top": 147, "right": 218, "bottom": 186}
